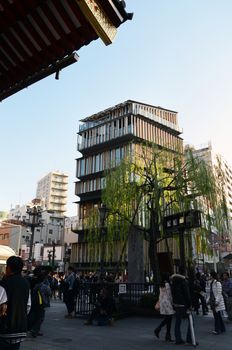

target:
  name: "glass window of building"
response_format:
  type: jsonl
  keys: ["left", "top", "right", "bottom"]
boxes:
{"left": 116, "top": 148, "right": 121, "bottom": 165}
{"left": 121, "top": 147, "right": 124, "bottom": 159}
{"left": 95, "top": 154, "right": 100, "bottom": 172}
{"left": 99, "top": 153, "right": 103, "bottom": 171}
{"left": 92, "top": 156, "right": 95, "bottom": 173}
{"left": 100, "top": 177, "right": 105, "bottom": 189}
{"left": 110, "top": 149, "right": 114, "bottom": 166}
{"left": 80, "top": 159, "right": 85, "bottom": 176}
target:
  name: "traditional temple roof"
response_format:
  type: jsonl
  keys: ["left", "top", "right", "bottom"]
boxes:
{"left": 0, "top": 0, "right": 132, "bottom": 101}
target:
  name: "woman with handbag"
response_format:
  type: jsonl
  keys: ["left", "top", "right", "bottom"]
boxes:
{"left": 210, "top": 271, "right": 226, "bottom": 335}
{"left": 154, "top": 274, "right": 175, "bottom": 342}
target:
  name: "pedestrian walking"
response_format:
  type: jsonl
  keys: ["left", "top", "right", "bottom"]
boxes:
{"left": 171, "top": 267, "right": 193, "bottom": 345}
{"left": 50, "top": 274, "right": 59, "bottom": 299}
{"left": 193, "top": 272, "right": 208, "bottom": 315}
{"left": 154, "top": 273, "right": 175, "bottom": 342}
{"left": 27, "top": 272, "right": 51, "bottom": 337}
{"left": 221, "top": 272, "right": 232, "bottom": 321}
{"left": 0, "top": 256, "right": 29, "bottom": 350}
{"left": 63, "top": 266, "right": 76, "bottom": 319}
{"left": 209, "top": 271, "right": 226, "bottom": 335}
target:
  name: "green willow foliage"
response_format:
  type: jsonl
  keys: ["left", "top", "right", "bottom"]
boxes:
{"left": 87, "top": 142, "right": 229, "bottom": 269}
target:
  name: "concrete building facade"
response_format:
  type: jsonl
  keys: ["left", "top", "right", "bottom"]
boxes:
{"left": 72, "top": 100, "right": 183, "bottom": 273}
{"left": 190, "top": 143, "right": 232, "bottom": 270}
{"left": 36, "top": 171, "right": 68, "bottom": 216}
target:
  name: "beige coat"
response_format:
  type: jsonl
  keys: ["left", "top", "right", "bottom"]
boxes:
{"left": 211, "top": 280, "right": 225, "bottom": 312}
{"left": 159, "top": 282, "right": 175, "bottom": 315}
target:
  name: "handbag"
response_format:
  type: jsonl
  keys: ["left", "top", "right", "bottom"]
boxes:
{"left": 154, "top": 301, "right": 160, "bottom": 311}
{"left": 209, "top": 282, "right": 216, "bottom": 310}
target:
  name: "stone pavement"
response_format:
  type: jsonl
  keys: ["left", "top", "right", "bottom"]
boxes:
{"left": 21, "top": 300, "right": 232, "bottom": 350}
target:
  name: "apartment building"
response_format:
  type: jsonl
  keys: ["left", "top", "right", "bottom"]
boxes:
{"left": 190, "top": 143, "right": 232, "bottom": 268}
{"left": 36, "top": 171, "right": 68, "bottom": 216}
{"left": 191, "top": 143, "right": 232, "bottom": 227}
{"left": 72, "top": 100, "right": 183, "bottom": 271}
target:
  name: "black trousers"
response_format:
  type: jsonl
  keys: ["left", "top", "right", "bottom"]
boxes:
{"left": 174, "top": 307, "right": 191, "bottom": 343}
{"left": 156, "top": 315, "right": 173, "bottom": 339}
{"left": 64, "top": 290, "right": 75, "bottom": 314}
{"left": 213, "top": 310, "right": 226, "bottom": 333}
{"left": 28, "top": 307, "right": 45, "bottom": 335}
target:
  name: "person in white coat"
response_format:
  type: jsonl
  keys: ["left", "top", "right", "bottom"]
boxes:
{"left": 154, "top": 274, "right": 175, "bottom": 342}
{"left": 210, "top": 271, "right": 226, "bottom": 334}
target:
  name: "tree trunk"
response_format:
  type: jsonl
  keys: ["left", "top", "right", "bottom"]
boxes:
{"left": 149, "top": 208, "right": 161, "bottom": 296}
{"left": 128, "top": 225, "right": 144, "bottom": 283}
{"left": 164, "top": 236, "right": 174, "bottom": 274}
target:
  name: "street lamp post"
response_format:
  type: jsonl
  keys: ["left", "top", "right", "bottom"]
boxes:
{"left": 26, "top": 206, "right": 43, "bottom": 263}
{"left": 51, "top": 240, "right": 56, "bottom": 269}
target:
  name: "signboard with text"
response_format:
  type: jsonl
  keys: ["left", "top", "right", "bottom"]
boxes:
{"left": 118, "top": 283, "right": 127, "bottom": 294}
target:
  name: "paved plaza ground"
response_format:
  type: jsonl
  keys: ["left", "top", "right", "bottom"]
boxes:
{"left": 21, "top": 300, "right": 232, "bottom": 350}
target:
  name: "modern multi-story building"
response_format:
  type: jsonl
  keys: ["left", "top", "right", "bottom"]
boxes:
{"left": 191, "top": 143, "right": 232, "bottom": 229}
{"left": 36, "top": 171, "right": 68, "bottom": 216}
{"left": 189, "top": 143, "right": 232, "bottom": 269}
{"left": 72, "top": 100, "right": 183, "bottom": 272}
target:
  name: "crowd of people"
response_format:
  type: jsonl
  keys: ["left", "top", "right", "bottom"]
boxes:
{"left": 0, "top": 259, "right": 123, "bottom": 350}
{"left": 154, "top": 268, "right": 232, "bottom": 346}
{"left": 0, "top": 256, "right": 232, "bottom": 349}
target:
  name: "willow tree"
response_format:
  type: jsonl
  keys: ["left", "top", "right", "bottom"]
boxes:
{"left": 99, "top": 143, "right": 229, "bottom": 284}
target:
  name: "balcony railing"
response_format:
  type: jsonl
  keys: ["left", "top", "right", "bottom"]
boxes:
{"left": 77, "top": 125, "right": 133, "bottom": 151}
{"left": 79, "top": 114, "right": 113, "bottom": 132}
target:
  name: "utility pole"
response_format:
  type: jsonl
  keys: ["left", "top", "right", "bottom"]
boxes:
{"left": 179, "top": 227, "right": 186, "bottom": 274}
{"left": 52, "top": 240, "right": 56, "bottom": 269}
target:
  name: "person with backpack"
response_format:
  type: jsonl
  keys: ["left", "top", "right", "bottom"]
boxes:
{"left": 27, "top": 272, "right": 51, "bottom": 338}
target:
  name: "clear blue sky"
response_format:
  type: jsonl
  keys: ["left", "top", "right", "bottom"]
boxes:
{"left": 1, "top": 0, "right": 232, "bottom": 216}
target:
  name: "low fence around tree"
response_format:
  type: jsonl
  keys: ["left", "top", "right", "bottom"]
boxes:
{"left": 75, "top": 282, "right": 157, "bottom": 317}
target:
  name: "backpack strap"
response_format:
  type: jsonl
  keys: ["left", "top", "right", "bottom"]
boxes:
{"left": 38, "top": 289, "right": 43, "bottom": 305}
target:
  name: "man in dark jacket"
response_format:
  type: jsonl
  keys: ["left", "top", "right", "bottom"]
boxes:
{"left": 63, "top": 266, "right": 76, "bottom": 319}
{"left": 0, "top": 256, "right": 29, "bottom": 350}
{"left": 27, "top": 271, "right": 51, "bottom": 337}
{"left": 171, "top": 268, "right": 192, "bottom": 345}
